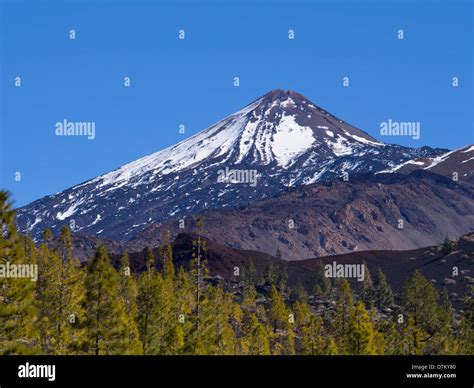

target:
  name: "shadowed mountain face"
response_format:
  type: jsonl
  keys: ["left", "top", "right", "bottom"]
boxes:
{"left": 109, "top": 232, "right": 308, "bottom": 282}
{"left": 16, "top": 89, "right": 446, "bottom": 241}
{"left": 127, "top": 171, "right": 474, "bottom": 261}
{"left": 298, "top": 232, "right": 474, "bottom": 307}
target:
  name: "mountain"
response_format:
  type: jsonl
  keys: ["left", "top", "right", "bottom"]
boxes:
{"left": 377, "top": 144, "right": 474, "bottom": 182}
{"left": 127, "top": 170, "right": 474, "bottom": 261}
{"left": 16, "top": 89, "right": 447, "bottom": 241}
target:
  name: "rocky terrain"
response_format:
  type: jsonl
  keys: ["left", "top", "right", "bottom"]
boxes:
{"left": 125, "top": 170, "right": 474, "bottom": 260}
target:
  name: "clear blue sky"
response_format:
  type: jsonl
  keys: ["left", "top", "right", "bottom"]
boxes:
{"left": 1, "top": 0, "right": 473, "bottom": 207}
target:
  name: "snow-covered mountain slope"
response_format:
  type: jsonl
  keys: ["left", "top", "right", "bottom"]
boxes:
{"left": 377, "top": 144, "right": 474, "bottom": 182}
{"left": 16, "top": 89, "right": 447, "bottom": 241}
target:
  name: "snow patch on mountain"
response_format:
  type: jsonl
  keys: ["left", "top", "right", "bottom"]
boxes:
{"left": 347, "top": 133, "right": 384, "bottom": 146}
{"left": 424, "top": 149, "right": 457, "bottom": 170}
{"left": 271, "top": 114, "right": 315, "bottom": 167}
{"left": 326, "top": 135, "right": 353, "bottom": 156}
{"left": 236, "top": 118, "right": 262, "bottom": 163}
{"left": 377, "top": 160, "right": 426, "bottom": 174}
{"left": 56, "top": 199, "right": 85, "bottom": 220}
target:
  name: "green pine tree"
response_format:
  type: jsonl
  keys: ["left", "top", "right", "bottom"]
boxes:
{"left": 136, "top": 248, "right": 159, "bottom": 354}
{"left": 159, "top": 230, "right": 175, "bottom": 280}
{"left": 118, "top": 252, "right": 142, "bottom": 354}
{"left": 374, "top": 267, "right": 393, "bottom": 309}
{"left": 35, "top": 240, "right": 85, "bottom": 354}
{"left": 247, "top": 315, "right": 270, "bottom": 355}
{"left": 330, "top": 279, "right": 355, "bottom": 354}
{"left": 360, "top": 261, "right": 374, "bottom": 307}
{"left": 0, "top": 192, "right": 38, "bottom": 354}
{"left": 458, "top": 286, "right": 474, "bottom": 354}
{"left": 347, "top": 301, "right": 382, "bottom": 355}
{"left": 244, "top": 258, "right": 258, "bottom": 287}
{"left": 294, "top": 300, "right": 324, "bottom": 355}
{"left": 313, "top": 260, "right": 331, "bottom": 299}
{"left": 441, "top": 235, "right": 456, "bottom": 254}
{"left": 268, "top": 285, "right": 295, "bottom": 355}
{"left": 82, "top": 245, "right": 133, "bottom": 355}
{"left": 401, "top": 270, "right": 441, "bottom": 353}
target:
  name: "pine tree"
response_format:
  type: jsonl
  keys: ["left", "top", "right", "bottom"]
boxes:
{"left": 152, "top": 273, "right": 181, "bottom": 355}
{"left": 191, "top": 216, "right": 208, "bottom": 336}
{"left": 203, "top": 286, "right": 235, "bottom": 355}
{"left": 118, "top": 252, "right": 142, "bottom": 354}
{"left": 374, "top": 267, "right": 393, "bottom": 309}
{"left": 244, "top": 258, "right": 258, "bottom": 287}
{"left": 330, "top": 279, "right": 355, "bottom": 354}
{"left": 136, "top": 249, "right": 159, "bottom": 354}
{"left": 239, "top": 285, "right": 259, "bottom": 353}
{"left": 431, "top": 288, "right": 458, "bottom": 355}
{"left": 399, "top": 315, "right": 427, "bottom": 355}
{"left": 230, "top": 302, "right": 243, "bottom": 354}
{"left": 57, "top": 225, "right": 73, "bottom": 261}
{"left": 264, "top": 261, "right": 278, "bottom": 286}
{"left": 441, "top": 235, "right": 456, "bottom": 254}
{"left": 262, "top": 250, "right": 288, "bottom": 291}
{"left": 324, "top": 336, "right": 339, "bottom": 355}
{"left": 239, "top": 285, "right": 270, "bottom": 355}
{"left": 35, "top": 241, "right": 85, "bottom": 354}
{"left": 157, "top": 232, "right": 187, "bottom": 354}
{"left": 241, "top": 284, "right": 257, "bottom": 315}
{"left": 35, "top": 226, "right": 86, "bottom": 354}
{"left": 174, "top": 267, "right": 194, "bottom": 353}
{"left": 288, "top": 282, "right": 308, "bottom": 305}
{"left": 247, "top": 315, "right": 270, "bottom": 355}
{"left": 159, "top": 230, "right": 175, "bottom": 280}
{"left": 313, "top": 260, "right": 330, "bottom": 299}
{"left": 186, "top": 284, "right": 213, "bottom": 355}
{"left": 458, "top": 319, "right": 474, "bottom": 355}
{"left": 376, "top": 319, "right": 399, "bottom": 355}
{"left": 360, "top": 261, "right": 374, "bottom": 307}
{"left": 35, "top": 242, "right": 54, "bottom": 353}
{"left": 42, "top": 228, "right": 54, "bottom": 248}
{"left": 82, "top": 245, "right": 132, "bottom": 355}
{"left": 0, "top": 192, "right": 38, "bottom": 354}
{"left": 137, "top": 247, "right": 184, "bottom": 355}
{"left": 268, "top": 285, "right": 288, "bottom": 333}
{"left": 268, "top": 285, "right": 295, "bottom": 354}
{"left": 0, "top": 191, "right": 17, "bottom": 249}
{"left": 294, "top": 300, "right": 324, "bottom": 355}
{"left": 347, "top": 301, "right": 381, "bottom": 355}
{"left": 274, "top": 250, "right": 288, "bottom": 291}
{"left": 458, "top": 286, "right": 474, "bottom": 354}
{"left": 401, "top": 270, "right": 440, "bottom": 350}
